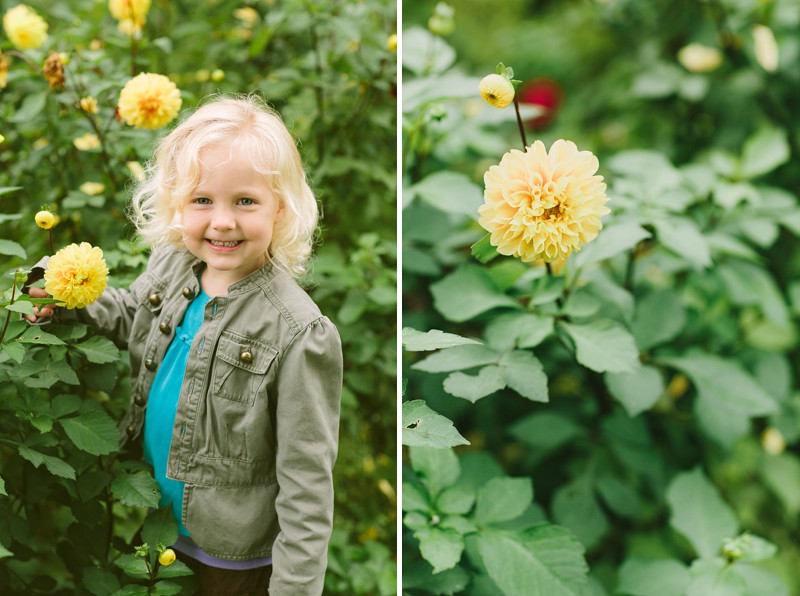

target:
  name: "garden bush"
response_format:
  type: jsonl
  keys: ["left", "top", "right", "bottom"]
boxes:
{"left": 0, "top": 0, "right": 396, "bottom": 594}
{"left": 402, "top": 1, "right": 800, "bottom": 594}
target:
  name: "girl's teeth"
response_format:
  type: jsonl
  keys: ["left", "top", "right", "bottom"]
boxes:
{"left": 209, "top": 240, "right": 239, "bottom": 247}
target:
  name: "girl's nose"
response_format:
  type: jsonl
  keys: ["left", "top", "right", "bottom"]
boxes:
{"left": 211, "top": 207, "right": 236, "bottom": 230}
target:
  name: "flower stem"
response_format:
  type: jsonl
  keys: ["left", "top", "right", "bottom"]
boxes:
{"left": 48, "top": 229, "right": 55, "bottom": 255}
{"left": 0, "top": 281, "right": 17, "bottom": 345}
{"left": 513, "top": 95, "right": 528, "bottom": 149}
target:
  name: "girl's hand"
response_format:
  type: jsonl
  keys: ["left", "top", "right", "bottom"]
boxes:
{"left": 24, "top": 287, "right": 56, "bottom": 323}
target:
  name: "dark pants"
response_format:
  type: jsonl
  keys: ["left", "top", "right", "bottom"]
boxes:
{"left": 182, "top": 555, "right": 272, "bottom": 595}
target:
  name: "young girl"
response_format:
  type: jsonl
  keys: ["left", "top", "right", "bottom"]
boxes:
{"left": 27, "top": 96, "right": 342, "bottom": 595}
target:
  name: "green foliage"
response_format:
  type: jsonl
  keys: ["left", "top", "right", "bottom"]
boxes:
{"left": 403, "top": 0, "right": 800, "bottom": 593}
{"left": 1, "top": 0, "right": 395, "bottom": 593}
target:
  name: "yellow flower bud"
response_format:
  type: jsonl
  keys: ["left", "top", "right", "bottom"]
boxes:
{"left": 158, "top": 548, "right": 176, "bottom": 566}
{"left": 80, "top": 96, "right": 99, "bottom": 114}
{"left": 0, "top": 133, "right": 5, "bottom": 144}
{"left": 35, "top": 210, "right": 55, "bottom": 230}
{"left": 479, "top": 74, "right": 515, "bottom": 109}
{"left": 387, "top": 34, "right": 397, "bottom": 53}
{"left": 210, "top": 69, "right": 225, "bottom": 82}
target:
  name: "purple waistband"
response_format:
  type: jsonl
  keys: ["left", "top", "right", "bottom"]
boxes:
{"left": 173, "top": 535, "right": 272, "bottom": 570}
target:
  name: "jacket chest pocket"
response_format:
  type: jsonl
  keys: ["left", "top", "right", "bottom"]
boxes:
{"left": 212, "top": 331, "right": 278, "bottom": 405}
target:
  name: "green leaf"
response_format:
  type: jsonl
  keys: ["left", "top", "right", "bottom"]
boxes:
{"left": 616, "top": 558, "right": 691, "bottom": 596}
{"left": 0, "top": 239, "right": 27, "bottom": 260}
{"left": 409, "top": 446, "right": 461, "bottom": 498}
{"left": 741, "top": 126, "right": 790, "bottom": 179}
{"left": 59, "top": 410, "right": 120, "bottom": 456}
{"left": 413, "top": 344, "right": 498, "bottom": 373}
{"left": 474, "top": 477, "right": 533, "bottom": 525}
{"left": 730, "top": 563, "right": 789, "bottom": 596}
{"left": 0, "top": 543, "right": 13, "bottom": 559}
{"left": 477, "top": 526, "right": 589, "bottom": 596}
{"left": 595, "top": 475, "right": 642, "bottom": 518}
{"left": 142, "top": 506, "right": 179, "bottom": 554}
{"left": 471, "top": 233, "right": 500, "bottom": 264}
{"left": 431, "top": 265, "right": 519, "bottom": 323}
{"left": 83, "top": 567, "right": 122, "bottom": 596}
{"left": 402, "top": 482, "right": 430, "bottom": 512}
{"left": 114, "top": 553, "right": 150, "bottom": 580}
{"left": 485, "top": 313, "right": 554, "bottom": 351}
{"left": 111, "top": 473, "right": 160, "bottom": 508}
{"left": 4, "top": 301, "right": 35, "bottom": 315}
{"left": 51, "top": 394, "right": 82, "bottom": 418}
{"left": 605, "top": 365, "right": 664, "bottom": 417}
{"left": 155, "top": 560, "right": 194, "bottom": 579}
{"left": 762, "top": 453, "right": 800, "bottom": 516}
{"left": 412, "top": 171, "right": 483, "bottom": 216}
{"left": 573, "top": 221, "right": 651, "bottom": 268}
{"left": 0, "top": 476, "right": 6, "bottom": 496}
{"left": 2, "top": 342, "right": 25, "bottom": 364}
{"left": 437, "top": 485, "right": 475, "bottom": 516}
{"left": 552, "top": 479, "right": 609, "bottom": 549}
{"left": 499, "top": 350, "right": 548, "bottom": 402}
{"left": 666, "top": 467, "right": 738, "bottom": 558}
{"left": 631, "top": 290, "right": 687, "bottom": 351}
{"left": 77, "top": 470, "right": 113, "bottom": 502}
{"left": 722, "top": 533, "right": 777, "bottom": 563}
{"left": 150, "top": 581, "right": 184, "bottom": 595}
{"left": 509, "top": 412, "right": 582, "bottom": 453}
{"left": 72, "top": 336, "right": 121, "bottom": 364}
{"left": 686, "top": 559, "right": 744, "bottom": 596}
{"left": 17, "top": 446, "right": 76, "bottom": 480}
{"left": 560, "top": 320, "right": 640, "bottom": 374}
{"left": 652, "top": 217, "right": 711, "bottom": 268}
{"left": 111, "top": 585, "right": 149, "bottom": 596}
{"left": 402, "top": 400, "right": 470, "bottom": 449}
{"left": 443, "top": 365, "right": 505, "bottom": 402}
{"left": 415, "top": 527, "right": 464, "bottom": 574}
{"left": 402, "top": 561, "right": 470, "bottom": 595}
{"left": 402, "top": 328, "right": 481, "bottom": 351}
{"left": 9, "top": 91, "right": 47, "bottom": 123}
{"left": 18, "top": 326, "right": 66, "bottom": 345}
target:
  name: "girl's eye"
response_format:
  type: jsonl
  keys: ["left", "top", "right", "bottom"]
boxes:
{"left": 194, "top": 197, "right": 211, "bottom": 205}
{"left": 238, "top": 197, "right": 255, "bottom": 206}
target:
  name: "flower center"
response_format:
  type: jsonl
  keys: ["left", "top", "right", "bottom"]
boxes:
{"left": 543, "top": 204, "right": 562, "bottom": 220}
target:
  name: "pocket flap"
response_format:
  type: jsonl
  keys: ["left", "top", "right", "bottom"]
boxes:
{"left": 216, "top": 331, "right": 278, "bottom": 374}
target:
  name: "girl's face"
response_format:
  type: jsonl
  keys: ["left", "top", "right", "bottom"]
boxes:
{"left": 181, "top": 144, "right": 284, "bottom": 292}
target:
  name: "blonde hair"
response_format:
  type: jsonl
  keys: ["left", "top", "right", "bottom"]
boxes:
{"left": 129, "top": 94, "right": 318, "bottom": 277}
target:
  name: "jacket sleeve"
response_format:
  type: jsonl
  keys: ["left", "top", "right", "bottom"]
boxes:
{"left": 269, "top": 317, "right": 342, "bottom": 595}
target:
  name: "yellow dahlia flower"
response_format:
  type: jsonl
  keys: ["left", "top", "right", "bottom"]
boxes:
{"left": 108, "top": 0, "right": 151, "bottom": 35}
{"left": 677, "top": 43, "right": 723, "bottom": 74}
{"left": 3, "top": 4, "right": 48, "bottom": 50}
{"left": 479, "top": 74, "right": 515, "bottom": 109}
{"left": 117, "top": 72, "right": 182, "bottom": 129}
{"left": 73, "top": 133, "right": 101, "bottom": 151}
{"left": 80, "top": 96, "right": 99, "bottom": 113}
{"left": 479, "top": 139, "right": 609, "bottom": 267}
{"left": 0, "top": 51, "right": 8, "bottom": 89}
{"left": 45, "top": 242, "right": 109, "bottom": 309}
{"left": 35, "top": 210, "right": 55, "bottom": 229}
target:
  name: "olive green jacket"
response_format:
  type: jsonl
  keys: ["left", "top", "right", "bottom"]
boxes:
{"left": 65, "top": 247, "right": 341, "bottom": 595}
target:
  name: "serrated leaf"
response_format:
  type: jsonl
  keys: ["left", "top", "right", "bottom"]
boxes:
{"left": 83, "top": 567, "right": 122, "bottom": 596}
{"left": 573, "top": 221, "right": 651, "bottom": 268}
{"left": 499, "top": 350, "right": 548, "bottom": 402}
{"left": 437, "top": 485, "right": 475, "bottom": 516}
{"left": 412, "top": 171, "right": 483, "bottom": 216}
{"left": 431, "top": 265, "right": 519, "bottom": 323}
{"left": 59, "top": 410, "right": 120, "bottom": 456}
{"left": 474, "top": 477, "right": 533, "bottom": 525}
{"left": 485, "top": 313, "right": 554, "bottom": 351}
{"left": 686, "top": 559, "right": 744, "bottom": 596}
{"left": 402, "top": 561, "right": 470, "bottom": 595}
{"left": 114, "top": 553, "right": 150, "bottom": 580}
{"left": 150, "top": 581, "right": 184, "bottom": 596}
{"left": 413, "top": 344, "right": 498, "bottom": 373}
{"left": 652, "top": 217, "right": 711, "bottom": 268}
{"left": 402, "top": 328, "right": 481, "bottom": 351}
{"left": 741, "top": 127, "right": 790, "bottom": 179}
{"left": 155, "top": 560, "right": 193, "bottom": 579}
{"left": 18, "top": 446, "right": 76, "bottom": 480}
{"left": 402, "top": 400, "right": 469, "bottom": 449}
{"left": 5, "top": 301, "right": 35, "bottom": 315}
{"left": 416, "top": 527, "right": 464, "bottom": 574}
{"left": 111, "top": 473, "right": 160, "bottom": 508}
{"left": 631, "top": 290, "right": 687, "bottom": 351}
{"left": 552, "top": 479, "right": 609, "bottom": 549}
{"left": 402, "top": 482, "right": 430, "bottom": 512}
{"left": 443, "top": 365, "right": 506, "bottom": 402}
{"left": 616, "top": 558, "right": 691, "bottom": 596}
{"left": 561, "top": 320, "right": 640, "bottom": 373}
{"left": 509, "top": 412, "right": 582, "bottom": 453}
{"left": 477, "top": 526, "right": 589, "bottom": 596}
{"left": 409, "top": 446, "right": 461, "bottom": 498}
{"left": 666, "top": 468, "right": 738, "bottom": 558}
{"left": 142, "top": 506, "right": 179, "bottom": 551}
{"left": 18, "top": 326, "right": 65, "bottom": 345}
{"left": 73, "top": 335, "right": 121, "bottom": 364}
{"left": 2, "top": 342, "right": 25, "bottom": 364}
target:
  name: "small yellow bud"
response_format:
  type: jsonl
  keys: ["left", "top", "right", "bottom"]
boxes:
{"left": 762, "top": 427, "right": 786, "bottom": 455}
{"left": 387, "top": 34, "right": 397, "bottom": 53}
{"left": 79, "top": 181, "right": 105, "bottom": 196}
{"left": 79, "top": 97, "right": 99, "bottom": 114}
{"left": 677, "top": 43, "right": 723, "bottom": 74}
{"left": 158, "top": 548, "right": 176, "bottom": 566}
{"left": 210, "top": 69, "right": 225, "bottom": 82}
{"left": 0, "top": 134, "right": 5, "bottom": 144}
{"left": 58, "top": 52, "right": 70, "bottom": 66}
{"left": 35, "top": 210, "right": 55, "bottom": 230}
{"left": 479, "top": 74, "right": 515, "bottom": 109}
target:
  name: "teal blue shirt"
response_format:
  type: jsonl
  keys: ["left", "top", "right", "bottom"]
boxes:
{"left": 143, "top": 289, "right": 211, "bottom": 536}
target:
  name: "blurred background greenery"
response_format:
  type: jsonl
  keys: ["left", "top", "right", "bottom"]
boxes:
{"left": 1, "top": 0, "right": 396, "bottom": 593}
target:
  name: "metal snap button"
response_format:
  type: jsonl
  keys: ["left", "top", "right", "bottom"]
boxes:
{"left": 159, "top": 322, "right": 171, "bottom": 334}
{"left": 134, "top": 394, "right": 146, "bottom": 407}
{"left": 182, "top": 287, "right": 194, "bottom": 299}
{"left": 145, "top": 358, "right": 157, "bottom": 371}
{"left": 239, "top": 350, "right": 253, "bottom": 364}
{"left": 126, "top": 424, "right": 137, "bottom": 437}
{"left": 148, "top": 293, "right": 161, "bottom": 307}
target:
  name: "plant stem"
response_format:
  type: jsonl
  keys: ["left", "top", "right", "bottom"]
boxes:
{"left": 513, "top": 95, "right": 528, "bottom": 149}
{"left": 0, "top": 281, "right": 17, "bottom": 345}
{"left": 48, "top": 229, "right": 55, "bottom": 255}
